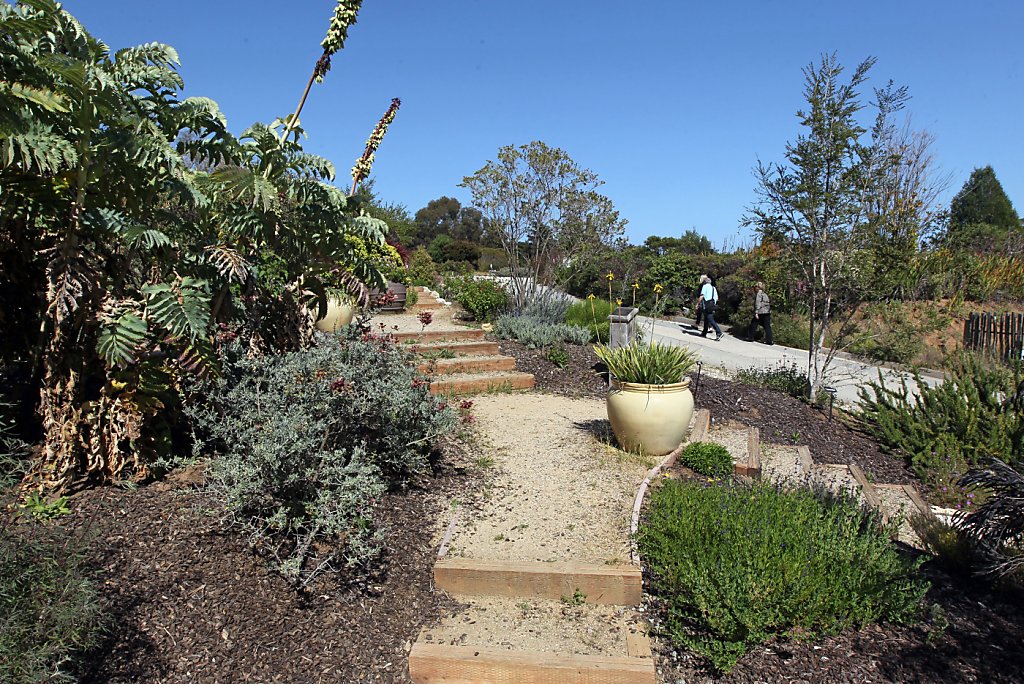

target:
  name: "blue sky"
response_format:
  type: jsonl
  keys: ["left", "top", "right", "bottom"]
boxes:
{"left": 61, "top": 0, "right": 1023, "bottom": 247}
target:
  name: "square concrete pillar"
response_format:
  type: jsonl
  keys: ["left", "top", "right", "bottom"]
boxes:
{"left": 609, "top": 306, "right": 638, "bottom": 350}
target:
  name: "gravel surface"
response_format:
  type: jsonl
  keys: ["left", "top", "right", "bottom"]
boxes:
{"left": 422, "top": 596, "right": 639, "bottom": 657}
{"left": 446, "top": 394, "right": 650, "bottom": 565}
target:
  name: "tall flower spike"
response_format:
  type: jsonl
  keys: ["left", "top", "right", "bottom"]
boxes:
{"left": 317, "top": 0, "right": 363, "bottom": 81}
{"left": 282, "top": 0, "right": 364, "bottom": 142}
{"left": 351, "top": 97, "right": 401, "bottom": 194}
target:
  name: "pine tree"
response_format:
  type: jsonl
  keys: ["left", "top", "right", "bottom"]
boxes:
{"left": 946, "top": 166, "right": 1021, "bottom": 251}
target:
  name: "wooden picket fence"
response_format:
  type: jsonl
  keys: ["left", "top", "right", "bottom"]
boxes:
{"left": 963, "top": 312, "right": 1024, "bottom": 362}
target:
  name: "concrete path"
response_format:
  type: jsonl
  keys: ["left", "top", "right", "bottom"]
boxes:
{"left": 636, "top": 315, "right": 943, "bottom": 406}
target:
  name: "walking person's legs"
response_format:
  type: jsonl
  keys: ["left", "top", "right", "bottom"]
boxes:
{"left": 706, "top": 312, "right": 722, "bottom": 340}
{"left": 763, "top": 313, "right": 773, "bottom": 345}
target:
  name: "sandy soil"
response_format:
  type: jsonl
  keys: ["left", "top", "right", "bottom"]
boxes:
{"left": 420, "top": 597, "right": 640, "bottom": 657}
{"left": 443, "top": 394, "right": 651, "bottom": 565}
{"left": 704, "top": 421, "right": 750, "bottom": 466}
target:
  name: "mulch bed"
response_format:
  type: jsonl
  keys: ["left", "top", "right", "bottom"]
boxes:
{"left": 10, "top": 338, "right": 1022, "bottom": 683}
{"left": 41, "top": 443, "right": 478, "bottom": 684}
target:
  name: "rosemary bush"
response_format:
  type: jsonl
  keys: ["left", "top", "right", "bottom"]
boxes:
{"left": 594, "top": 340, "right": 699, "bottom": 385}
{"left": 638, "top": 479, "right": 927, "bottom": 673}
{"left": 858, "top": 354, "right": 1022, "bottom": 500}
{"left": 680, "top": 441, "right": 734, "bottom": 477}
{"left": 190, "top": 332, "right": 457, "bottom": 587}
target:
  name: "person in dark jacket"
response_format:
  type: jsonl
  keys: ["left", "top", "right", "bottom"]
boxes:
{"left": 692, "top": 274, "right": 708, "bottom": 329}
{"left": 748, "top": 281, "right": 773, "bottom": 345}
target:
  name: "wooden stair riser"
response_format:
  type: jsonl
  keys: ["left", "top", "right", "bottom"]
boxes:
{"left": 734, "top": 427, "right": 761, "bottom": 477}
{"left": 430, "top": 373, "right": 535, "bottom": 396}
{"left": 409, "top": 644, "right": 655, "bottom": 684}
{"left": 417, "top": 356, "right": 517, "bottom": 376}
{"left": 434, "top": 558, "right": 642, "bottom": 606}
{"left": 394, "top": 328, "right": 485, "bottom": 344}
{"left": 409, "top": 301, "right": 445, "bottom": 311}
{"left": 411, "top": 341, "right": 502, "bottom": 357}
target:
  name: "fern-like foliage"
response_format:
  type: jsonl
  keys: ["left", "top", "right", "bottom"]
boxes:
{"left": 143, "top": 278, "right": 211, "bottom": 342}
{"left": 204, "top": 244, "right": 250, "bottom": 283}
{"left": 97, "top": 303, "right": 148, "bottom": 367}
{"left": 0, "top": 121, "right": 76, "bottom": 173}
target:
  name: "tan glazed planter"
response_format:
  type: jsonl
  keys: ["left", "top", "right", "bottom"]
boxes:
{"left": 314, "top": 297, "right": 355, "bottom": 333}
{"left": 606, "top": 378, "right": 695, "bottom": 455}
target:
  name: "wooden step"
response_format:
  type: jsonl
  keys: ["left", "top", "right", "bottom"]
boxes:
{"left": 411, "top": 340, "right": 501, "bottom": 357}
{"left": 417, "top": 355, "right": 516, "bottom": 376}
{"left": 875, "top": 483, "right": 927, "bottom": 547}
{"left": 702, "top": 423, "right": 758, "bottom": 477}
{"left": 409, "top": 643, "right": 655, "bottom": 684}
{"left": 430, "top": 371, "right": 535, "bottom": 396}
{"left": 409, "top": 301, "right": 445, "bottom": 311}
{"left": 394, "top": 328, "right": 485, "bottom": 344}
{"left": 434, "top": 558, "right": 642, "bottom": 605}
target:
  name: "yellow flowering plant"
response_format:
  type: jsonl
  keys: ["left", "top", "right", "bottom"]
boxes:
{"left": 591, "top": 278, "right": 699, "bottom": 385}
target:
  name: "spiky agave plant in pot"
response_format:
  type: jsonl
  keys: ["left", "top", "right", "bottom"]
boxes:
{"left": 593, "top": 283, "right": 700, "bottom": 455}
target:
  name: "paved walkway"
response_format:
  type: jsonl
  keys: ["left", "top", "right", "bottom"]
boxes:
{"left": 638, "top": 315, "right": 943, "bottom": 406}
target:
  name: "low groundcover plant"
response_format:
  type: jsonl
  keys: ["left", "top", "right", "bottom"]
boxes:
{"left": 638, "top": 478, "right": 928, "bottom": 672}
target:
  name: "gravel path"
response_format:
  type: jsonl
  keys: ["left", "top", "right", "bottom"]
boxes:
{"left": 446, "top": 394, "right": 651, "bottom": 565}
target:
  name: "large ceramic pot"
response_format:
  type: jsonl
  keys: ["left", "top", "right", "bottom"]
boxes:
{"left": 314, "top": 297, "right": 355, "bottom": 333}
{"left": 369, "top": 281, "right": 407, "bottom": 312}
{"left": 606, "top": 378, "right": 695, "bottom": 456}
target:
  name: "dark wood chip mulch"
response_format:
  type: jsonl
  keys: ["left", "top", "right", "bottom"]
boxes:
{"left": 53, "top": 448, "right": 476, "bottom": 684}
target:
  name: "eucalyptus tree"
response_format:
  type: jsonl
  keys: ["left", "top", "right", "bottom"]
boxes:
{"left": 461, "top": 141, "right": 626, "bottom": 308}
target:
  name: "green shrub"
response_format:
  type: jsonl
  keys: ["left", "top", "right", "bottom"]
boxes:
{"left": 638, "top": 479, "right": 927, "bottom": 673}
{"left": 911, "top": 513, "right": 977, "bottom": 576}
{"left": 493, "top": 315, "right": 591, "bottom": 348}
{"left": 441, "top": 275, "right": 509, "bottom": 321}
{"left": 679, "top": 441, "right": 733, "bottom": 477}
{"left": 858, "top": 354, "right": 1022, "bottom": 502}
{"left": 565, "top": 298, "right": 612, "bottom": 343}
{"left": 545, "top": 344, "right": 569, "bottom": 368}
{"left": 771, "top": 312, "right": 811, "bottom": 350}
{"left": 0, "top": 526, "right": 103, "bottom": 683}
{"left": 407, "top": 247, "right": 438, "bottom": 286}
{"left": 189, "top": 333, "right": 457, "bottom": 587}
{"left": 519, "top": 296, "right": 572, "bottom": 325}
{"left": 735, "top": 361, "right": 809, "bottom": 399}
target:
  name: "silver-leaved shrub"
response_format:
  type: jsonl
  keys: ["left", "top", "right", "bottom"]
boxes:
{"left": 189, "top": 330, "right": 456, "bottom": 588}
